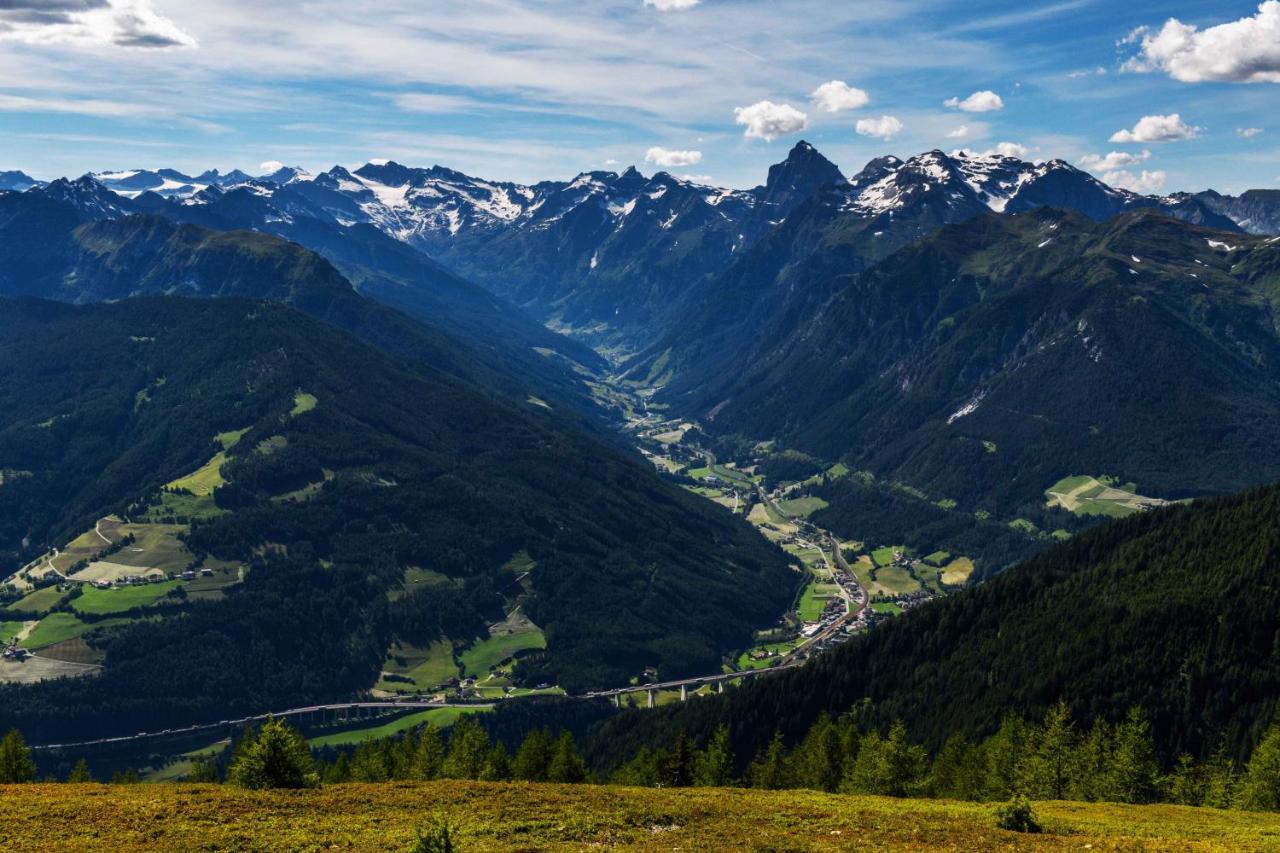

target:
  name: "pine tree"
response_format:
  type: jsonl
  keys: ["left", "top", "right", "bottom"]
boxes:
{"left": 227, "top": 717, "right": 320, "bottom": 789}
{"left": 881, "top": 720, "right": 927, "bottom": 798}
{"left": 749, "top": 731, "right": 790, "bottom": 790}
{"left": 1237, "top": 723, "right": 1280, "bottom": 811}
{"left": 441, "top": 717, "right": 491, "bottom": 780}
{"left": 512, "top": 728, "right": 554, "bottom": 782}
{"left": 1023, "top": 701, "right": 1078, "bottom": 800}
{"left": 983, "top": 715, "right": 1030, "bottom": 800}
{"left": 411, "top": 725, "right": 445, "bottom": 781}
{"left": 66, "top": 758, "right": 93, "bottom": 784}
{"left": 695, "top": 725, "right": 735, "bottom": 788}
{"left": 1068, "top": 718, "right": 1112, "bottom": 802}
{"left": 663, "top": 731, "right": 695, "bottom": 788}
{"left": 928, "top": 734, "right": 984, "bottom": 801}
{"left": 0, "top": 729, "right": 36, "bottom": 784}
{"left": 611, "top": 746, "right": 662, "bottom": 787}
{"left": 1201, "top": 746, "right": 1238, "bottom": 809}
{"left": 351, "top": 739, "right": 389, "bottom": 782}
{"left": 1106, "top": 707, "right": 1159, "bottom": 804}
{"left": 188, "top": 756, "right": 220, "bottom": 784}
{"left": 481, "top": 742, "right": 512, "bottom": 782}
{"left": 845, "top": 729, "right": 883, "bottom": 794}
{"left": 327, "top": 752, "right": 353, "bottom": 783}
{"left": 547, "top": 731, "right": 587, "bottom": 784}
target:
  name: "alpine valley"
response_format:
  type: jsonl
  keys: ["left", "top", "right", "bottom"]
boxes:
{"left": 4, "top": 138, "right": 1280, "bottom": 795}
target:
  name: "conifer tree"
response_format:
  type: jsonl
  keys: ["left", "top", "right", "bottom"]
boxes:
{"left": 548, "top": 731, "right": 587, "bottom": 784}
{"left": 663, "top": 731, "right": 695, "bottom": 788}
{"left": 512, "top": 728, "right": 554, "bottom": 782}
{"left": 1107, "top": 707, "right": 1160, "bottom": 804}
{"left": 66, "top": 758, "right": 93, "bottom": 784}
{"left": 1068, "top": 718, "right": 1112, "bottom": 802}
{"left": 748, "top": 731, "right": 789, "bottom": 790}
{"left": 227, "top": 717, "right": 319, "bottom": 789}
{"left": 695, "top": 725, "right": 735, "bottom": 788}
{"left": 441, "top": 717, "right": 491, "bottom": 780}
{"left": 411, "top": 724, "right": 445, "bottom": 781}
{"left": 0, "top": 729, "right": 36, "bottom": 784}
{"left": 481, "top": 742, "right": 512, "bottom": 782}
{"left": 1023, "top": 700, "right": 1078, "bottom": 800}
{"left": 1237, "top": 724, "right": 1280, "bottom": 811}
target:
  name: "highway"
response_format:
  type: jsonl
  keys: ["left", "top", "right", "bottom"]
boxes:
{"left": 32, "top": 700, "right": 493, "bottom": 752}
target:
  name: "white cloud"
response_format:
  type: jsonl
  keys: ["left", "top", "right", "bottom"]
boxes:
{"left": 1102, "top": 169, "right": 1167, "bottom": 194}
{"left": 1109, "top": 114, "right": 1200, "bottom": 143}
{"left": 1079, "top": 150, "right": 1151, "bottom": 171}
{"left": 855, "top": 115, "right": 903, "bottom": 140}
{"left": 643, "top": 0, "right": 699, "bottom": 9}
{"left": 1068, "top": 66, "right": 1108, "bottom": 78}
{"left": 259, "top": 160, "right": 285, "bottom": 173}
{"left": 0, "top": 92, "right": 165, "bottom": 118}
{"left": 944, "top": 90, "right": 1004, "bottom": 112}
{"left": 810, "top": 80, "right": 869, "bottom": 113}
{"left": 681, "top": 173, "right": 714, "bottom": 184}
{"left": 1122, "top": 2, "right": 1280, "bottom": 84}
{"left": 645, "top": 146, "right": 702, "bottom": 167}
{"left": 946, "top": 125, "right": 971, "bottom": 139}
{"left": 1238, "top": 127, "right": 1265, "bottom": 138}
{"left": 986, "top": 141, "right": 1030, "bottom": 158}
{"left": 0, "top": 0, "right": 195, "bottom": 49}
{"left": 734, "top": 100, "right": 808, "bottom": 141}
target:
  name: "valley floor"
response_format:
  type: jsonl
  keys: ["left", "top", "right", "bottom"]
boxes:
{"left": 1, "top": 782, "right": 1277, "bottom": 851}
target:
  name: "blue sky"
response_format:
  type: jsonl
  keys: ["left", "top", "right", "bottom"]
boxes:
{"left": 0, "top": 0, "right": 1277, "bottom": 193}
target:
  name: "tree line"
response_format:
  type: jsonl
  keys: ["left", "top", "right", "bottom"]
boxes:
{"left": 7, "top": 700, "right": 1280, "bottom": 813}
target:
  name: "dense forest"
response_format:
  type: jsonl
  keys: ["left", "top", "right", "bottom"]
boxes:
{"left": 0, "top": 297, "right": 793, "bottom": 739}
{"left": 668, "top": 210, "right": 1280, "bottom": 514}
{"left": 582, "top": 481, "right": 1280, "bottom": 770}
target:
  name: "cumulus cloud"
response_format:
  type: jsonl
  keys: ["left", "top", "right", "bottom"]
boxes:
{"left": 810, "top": 80, "right": 869, "bottom": 113}
{"left": 734, "top": 100, "right": 808, "bottom": 141}
{"left": 1238, "top": 127, "right": 1265, "bottom": 138}
{"left": 0, "top": 0, "right": 194, "bottom": 48}
{"left": 946, "top": 125, "right": 971, "bottom": 139}
{"left": 645, "top": 146, "right": 702, "bottom": 168}
{"left": 984, "top": 141, "right": 1030, "bottom": 159}
{"left": 259, "top": 160, "right": 285, "bottom": 173}
{"left": 1080, "top": 150, "right": 1152, "bottom": 171}
{"left": 1109, "top": 114, "right": 1199, "bottom": 143}
{"left": 1122, "top": 2, "right": 1280, "bottom": 84}
{"left": 643, "top": 0, "right": 699, "bottom": 9}
{"left": 1103, "top": 169, "right": 1167, "bottom": 194}
{"left": 944, "top": 90, "right": 1004, "bottom": 112}
{"left": 855, "top": 115, "right": 903, "bottom": 141}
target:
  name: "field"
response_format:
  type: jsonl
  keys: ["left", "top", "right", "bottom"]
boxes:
{"left": 0, "top": 654, "right": 99, "bottom": 684}
{"left": 871, "top": 545, "right": 904, "bottom": 567}
{"left": 1045, "top": 475, "right": 1169, "bottom": 518}
{"left": 47, "top": 526, "right": 113, "bottom": 574}
{"left": 941, "top": 557, "right": 976, "bottom": 586}
{"left": 1, "top": 783, "right": 1277, "bottom": 851}
{"left": 100, "top": 523, "right": 193, "bottom": 573}
{"left": 9, "top": 585, "right": 69, "bottom": 615}
{"left": 872, "top": 602, "right": 903, "bottom": 615}
{"left": 775, "top": 496, "right": 829, "bottom": 518}
{"left": 19, "top": 613, "right": 93, "bottom": 649}
{"left": 459, "top": 625, "right": 546, "bottom": 679}
{"left": 291, "top": 390, "right": 318, "bottom": 416}
{"left": 307, "top": 707, "right": 485, "bottom": 748}
{"left": 796, "top": 578, "right": 839, "bottom": 622}
{"left": 71, "top": 581, "right": 179, "bottom": 615}
{"left": 377, "top": 639, "right": 459, "bottom": 694}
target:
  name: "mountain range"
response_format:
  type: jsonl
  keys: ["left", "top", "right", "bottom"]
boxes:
{"left": 10, "top": 144, "right": 1272, "bottom": 356}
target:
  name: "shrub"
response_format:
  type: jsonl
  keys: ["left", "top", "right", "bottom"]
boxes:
{"left": 993, "top": 794, "right": 1041, "bottom": 833}
{"left": 410, "top": 814, "right": 458, "bottom": 853}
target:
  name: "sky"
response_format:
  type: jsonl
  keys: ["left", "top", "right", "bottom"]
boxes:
{"left": 0, "top": 0, "right": 1277, "bottom": 194}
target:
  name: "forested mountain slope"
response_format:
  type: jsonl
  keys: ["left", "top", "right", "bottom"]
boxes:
{"left": 660, "top": 210, "right": 1280, "bottom": 513}
{"left": 0, "top": 189, "right": 601, "bottom": 414}
{"left": 0, "top": 297, "right": 793, "bottom": 739}
{"left": 585, "top": 481, "right": 1280, "bottom": 769}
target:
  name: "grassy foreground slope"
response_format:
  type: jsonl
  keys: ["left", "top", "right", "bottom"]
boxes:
{"left": 1, "top": 783, "right": 1277, "bottom": 851}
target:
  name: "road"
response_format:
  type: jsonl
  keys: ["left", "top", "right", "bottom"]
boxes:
{"left": 32, "top": 700, "right": 494, "bottom": 752}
